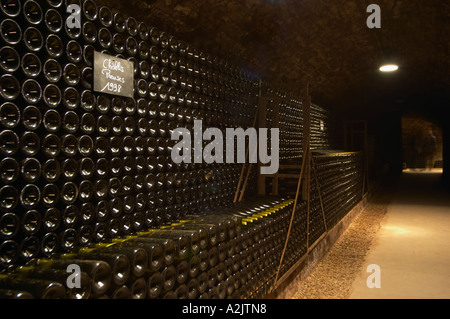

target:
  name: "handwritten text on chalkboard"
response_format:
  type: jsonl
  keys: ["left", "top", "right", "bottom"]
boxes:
{"left": 93, "top": 51, "right": 134, "bottom": 98}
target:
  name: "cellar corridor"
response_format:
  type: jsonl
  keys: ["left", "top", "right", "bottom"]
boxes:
{"left": 1, "top": 0, "right": 449, "bottom": 301}
{"left": 292, "top": 171, "right": 450, "bottom": 299}
{"left": 349, "top": 171, "right": 450, "bottom": 299}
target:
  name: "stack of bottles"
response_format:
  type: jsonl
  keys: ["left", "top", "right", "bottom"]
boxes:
{"left": 0, "top": 198, "right": 297, "bottom": 299}
{"left": 278, "top": 99, "right": 304, "bottom": 161}
{"left": 261, "top": 85, "right": 331, "bottom": 162}
{"left": 0, "top": 0, "right": 258, "bottom": 268}
{"left": 0, "top": 147, "right": 365, "bottom": 299}
{"left": 0, "top": 0, "right": 363, "bottom": 299}
{"left": 312, "top": 151, "right": 364, "bottom": 229}
{"left": 310, "top": 104, "right": 330, "bottom": 151}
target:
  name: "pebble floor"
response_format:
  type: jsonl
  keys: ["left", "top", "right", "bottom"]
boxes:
{"left": 291, "top": 192, "right": 392, "bottom": 299}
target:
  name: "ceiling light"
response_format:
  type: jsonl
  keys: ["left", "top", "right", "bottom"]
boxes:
{"left": 379, "top": 64, "right": 399, "bottom": 72}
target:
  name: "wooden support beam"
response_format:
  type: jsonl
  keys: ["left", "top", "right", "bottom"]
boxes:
{"left": 278, "top": 164, "right": 303, "bottom": 169}
{"left": 302, "top": 85, "right": 311, "bottom": 201}
{"left": 272, "top": 82, "right": 312, "bottom": 291}
{"left": 234, "top": 109, "right": 258, "bottom": 202}
{"left": 271, "top": 99, "right": 281, "bottom": 195}
{"left": 257, "top": 89, "right": 268, "bottom": 196}
{"left": 269, "top": 173, "right": 301, "bottom": 179}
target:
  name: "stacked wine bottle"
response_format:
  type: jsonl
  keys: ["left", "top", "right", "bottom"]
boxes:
{"left": 0, "top": 197, "right": 297, "bottom": 299}
{"left": 260, "top": 84, "right": 330, "bottom": 162}
{"left": 312, "top": 151, "right": 364, "bottom": 229}
{"left": 1, "top": 0, "right": 363, "bottom": 299}
{"left": 278, "top": 98, "right": 304, "bottom": 161}
{"left": 0, "top": 0, "right": 259, "bottom": 269}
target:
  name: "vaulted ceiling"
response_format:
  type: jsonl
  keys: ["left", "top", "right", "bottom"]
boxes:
{"left": 96, "top": 0, "right": 450, "bottom": 118}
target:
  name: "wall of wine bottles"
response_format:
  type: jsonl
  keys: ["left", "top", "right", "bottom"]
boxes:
{"left": 0, "top": 0, "right": 363, "bottom": 299}
{"left": 262, "top": 85, "right": 330, "bottom": 162}
{"left": 0, "top": 0, "right": 260, "bottom": 268}
{"left": 313, "top": 151, "right": 364, "bottom": 229}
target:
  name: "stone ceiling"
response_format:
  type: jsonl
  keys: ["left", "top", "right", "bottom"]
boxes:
{"left": 95, "top": 0, "right": 450, "bottom": 117}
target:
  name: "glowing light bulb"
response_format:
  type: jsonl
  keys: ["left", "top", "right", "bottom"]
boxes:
{"left": 379, "top": 64, "right": 399, "bottom": 72}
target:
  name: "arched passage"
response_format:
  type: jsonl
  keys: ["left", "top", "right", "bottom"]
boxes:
{"left": 401, "top": 113, "right": 443, "bottom": 172}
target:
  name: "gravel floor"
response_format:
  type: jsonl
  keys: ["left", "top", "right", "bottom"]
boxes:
{"left": 291, "top": 192, "right": 392, "bottom": 299}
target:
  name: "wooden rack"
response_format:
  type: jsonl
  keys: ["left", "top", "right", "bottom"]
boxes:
{"left": 233, "top": 81, "right": 317, "bottom": 291}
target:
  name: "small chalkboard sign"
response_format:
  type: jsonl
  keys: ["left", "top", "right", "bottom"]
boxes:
{"left": 93, "top": 51, "right": 134, "bottom": 98}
